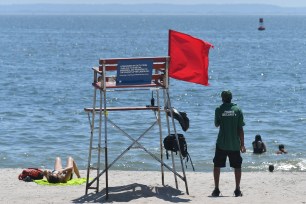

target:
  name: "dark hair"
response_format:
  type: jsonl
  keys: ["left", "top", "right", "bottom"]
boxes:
{"left": 221, "top": 90, "right": 232, "bottom": 103}
{"left": 255, "top": 134, "right": 262, "bottom": 142}
{"left": 269, "top": 165, "right": 274, "bottom": 172}
{"left": 279, "top": 144, "right": 285, "bottom": 150}
{"left": 47, "top": 174, "right": 60, "bottom": 183}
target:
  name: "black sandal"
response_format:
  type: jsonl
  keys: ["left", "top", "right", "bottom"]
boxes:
{"left": 234, "top": 188, "right": 243, "bottom": 197}
{"left": 211, "top": 188, "right": 221, "bottom": 197}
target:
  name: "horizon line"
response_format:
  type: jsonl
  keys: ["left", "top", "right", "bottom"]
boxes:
{"left": 0, "top": 3, "right": 299, "bottom": 8}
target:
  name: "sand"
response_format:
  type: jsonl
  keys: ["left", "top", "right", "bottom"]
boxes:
{"left": 1, "top": 169, "right": 305, "bottom": 203}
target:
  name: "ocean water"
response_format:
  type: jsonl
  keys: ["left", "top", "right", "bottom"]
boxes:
{"left": 0, "top": 15, "right": 305, "bottom": 172}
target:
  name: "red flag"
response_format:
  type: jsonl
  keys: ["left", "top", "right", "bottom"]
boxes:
{"left": 168, "top": 29, "right": 213, "bottom": 86}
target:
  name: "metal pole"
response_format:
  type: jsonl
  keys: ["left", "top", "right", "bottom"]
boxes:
{"left": 155, "top": 89, "right": 165, "bottom": 185}
{"left": 163, "top": 89, "right": 178, "bottom": 189}
{"left": 86, "top": 84, "right": 97, "bottom": 194}
{"left": 165, "top": 89, "right": 189, "bottom": 195}
{"left": 102, "top": 62, "right": 109, "bottom": 200}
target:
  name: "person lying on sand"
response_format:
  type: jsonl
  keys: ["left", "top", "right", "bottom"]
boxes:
{"left": 43, "top": 156, "right": 80, "bottom": 183}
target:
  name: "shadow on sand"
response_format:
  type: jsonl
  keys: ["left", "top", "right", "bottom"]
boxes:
{"left": 72, "top": 183, "right": 190, "bottom": 203}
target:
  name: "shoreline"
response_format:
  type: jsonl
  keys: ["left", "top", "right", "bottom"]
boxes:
{"left": 1, "top": 169, "right": 305, "bottom": 203}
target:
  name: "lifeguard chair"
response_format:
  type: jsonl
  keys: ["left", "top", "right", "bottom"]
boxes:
{"left": 84, "top": 56, "right": 190, "bottom": 199}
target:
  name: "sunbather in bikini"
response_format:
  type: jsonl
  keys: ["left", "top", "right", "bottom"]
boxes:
{"left": 43, "top": 156, "right": 81, "bottom": 183}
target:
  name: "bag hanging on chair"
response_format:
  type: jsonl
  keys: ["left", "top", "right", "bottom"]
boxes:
{"left": 163, "top": 134, "right": 195, "bottom": 171}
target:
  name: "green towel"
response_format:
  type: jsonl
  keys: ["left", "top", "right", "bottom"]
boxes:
{"left": 34, "top": 178, "right": 87, "bottom": 186}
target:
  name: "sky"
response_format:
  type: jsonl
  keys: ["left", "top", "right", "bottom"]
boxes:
{"left": 0, "top": 0, "right": 306, "bottom": 7}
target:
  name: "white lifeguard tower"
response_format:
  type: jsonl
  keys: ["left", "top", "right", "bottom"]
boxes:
{"left": 84, "top": 56, "right": 190, "bottom": 199}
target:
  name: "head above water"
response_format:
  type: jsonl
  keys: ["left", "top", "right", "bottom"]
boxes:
{"left": 255, "top": 134, "right": 262, "bottom": 142}
{"left": 221, "top": 90, "right": 232, "bottom": 103}
{"left": 279, "top": 144, "right": 285, "bottom": 150}
{"left": 269, "top": 165, "right": 274, "bottom": 172}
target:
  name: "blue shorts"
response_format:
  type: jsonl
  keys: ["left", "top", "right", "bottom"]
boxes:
{"left": 213, "top": 145, "right": 242, "bottom": 168}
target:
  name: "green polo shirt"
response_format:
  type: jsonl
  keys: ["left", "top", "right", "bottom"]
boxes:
{"left": 215, "top": 103, "right": 245, "bottom": 151}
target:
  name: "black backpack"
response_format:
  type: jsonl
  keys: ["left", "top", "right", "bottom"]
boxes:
{"left": 163, "top": 134, "right": 195, "bottom": 171}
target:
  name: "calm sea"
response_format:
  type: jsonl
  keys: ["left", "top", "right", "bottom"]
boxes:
{"left": 0, "top": 15, "right": 305, "bottom": 172}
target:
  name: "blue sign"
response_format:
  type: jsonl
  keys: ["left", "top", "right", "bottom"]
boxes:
{"left": 116, "top": 59, "right": 153, "bottom": 85}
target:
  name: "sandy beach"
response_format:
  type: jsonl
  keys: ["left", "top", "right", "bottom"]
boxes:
{"left": 1, "top": 169, "right": 305, "bottom": 203}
